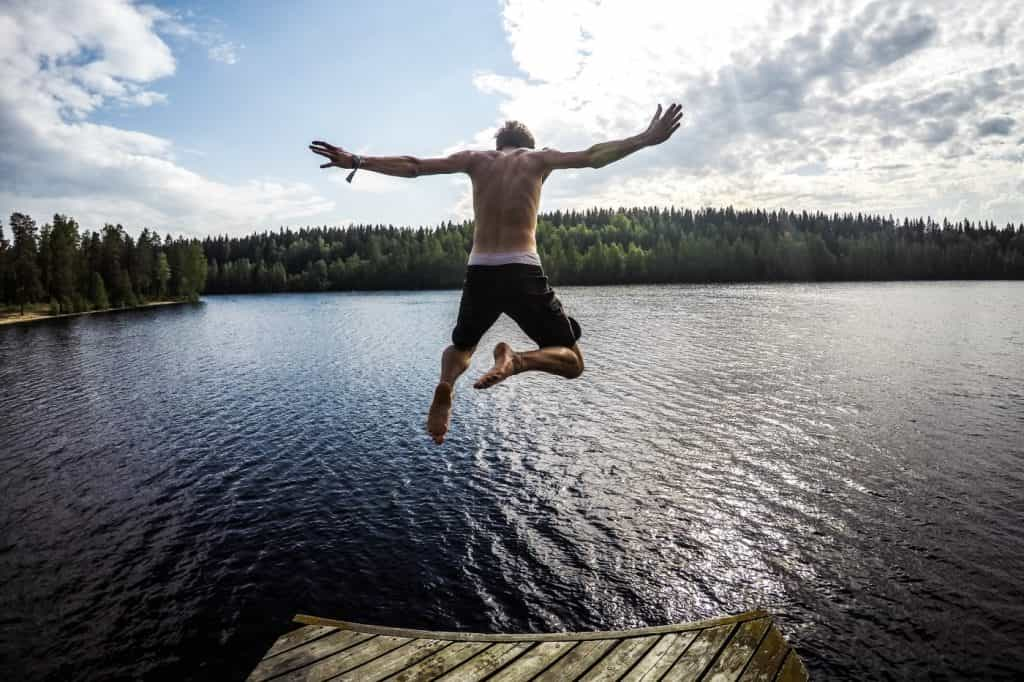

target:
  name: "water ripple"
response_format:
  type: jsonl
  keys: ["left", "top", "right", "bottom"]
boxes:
{"left": 1, "top": 283, "right": 1023, "bottom": 680}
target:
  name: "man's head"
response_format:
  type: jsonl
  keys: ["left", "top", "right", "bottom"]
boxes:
{"left": 495, "top": 120, "right": 535, "bottom": 150}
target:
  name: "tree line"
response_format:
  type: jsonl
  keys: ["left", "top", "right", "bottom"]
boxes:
{"left": 0, "top": 213, "right": 206, "bottom": 315}
{"left": 200, "top": 207, "right": 1024, "bottom": 293}
{"left": 2, "top": 207, "right": 1022, "bottom": 312}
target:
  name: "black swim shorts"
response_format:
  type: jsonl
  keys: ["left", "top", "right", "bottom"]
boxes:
{"left": 451, "top": 264, "right": 582, "bottom": 349}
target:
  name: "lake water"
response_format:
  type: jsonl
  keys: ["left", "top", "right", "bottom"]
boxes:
{"left": 1, "top": 282, "right": 1023, "bottom": 680}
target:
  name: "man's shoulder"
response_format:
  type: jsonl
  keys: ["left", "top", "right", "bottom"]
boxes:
{"left": 459, "top": 148, "right": 549, "bottom": 174}
{"left": 463, "top": 149, "right": 549, "bottom": 158}
{"left": 455, "top": 149, "right": 499, "bottom": 165}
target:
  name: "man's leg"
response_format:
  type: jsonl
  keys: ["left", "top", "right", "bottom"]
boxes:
{"left": 477, "top": 275, "right": 584, "bottom": 389}
{"left": 474, "top": 342, "right": 583, "bottom": 389}
{"left": 427, "top": 344, "right": 475, "bottom": 444}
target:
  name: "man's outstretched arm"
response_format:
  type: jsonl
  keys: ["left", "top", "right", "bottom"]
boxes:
{"left": 310, "top": 142, "right": 475, "bottom": 178}
{"left": 537, "top": 103, "right": 683, "bottom": 170}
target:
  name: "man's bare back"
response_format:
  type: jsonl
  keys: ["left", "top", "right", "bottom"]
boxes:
{"left": 465, "top": 149, "right": 545, "bottom": 254}
{"left": 310, "top": 103, "right": 683, "bottom": 443}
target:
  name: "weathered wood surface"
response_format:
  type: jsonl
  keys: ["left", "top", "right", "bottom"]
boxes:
{"left": 248, "top": 609, "right": 808, "bottom": 681}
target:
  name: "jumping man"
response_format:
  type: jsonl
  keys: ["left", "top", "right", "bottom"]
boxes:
{"left": 310, "top": 103, "right": 684, "bottom": 444}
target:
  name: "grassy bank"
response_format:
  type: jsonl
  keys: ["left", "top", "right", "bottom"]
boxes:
{"left": 0, "top": 299, "right": 192, "bottom": 326}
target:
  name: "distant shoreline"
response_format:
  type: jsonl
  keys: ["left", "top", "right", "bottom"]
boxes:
{"left": 0, "top": 300, "right": 193, "bottom": 327}
{"left": 200, "top": 278, "right": 1024, "bottom": 296}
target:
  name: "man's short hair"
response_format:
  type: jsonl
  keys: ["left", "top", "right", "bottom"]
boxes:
{"left": 495, "top": 120, "right": 535, "bottom": 150}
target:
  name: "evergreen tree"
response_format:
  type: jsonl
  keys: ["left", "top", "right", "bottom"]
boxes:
{"left": 133, "top": 228, "right": 156, "bottom": 299}
{"left": 120, "top": 270, "right": 138, "bottom": 307}
{"left": 90, "top": 272, "right": 109, "bottom": 310}
{"left": 37, "top": 222, "right": 52, "bottom": 298}
{"left": 154, "top": 252, "right": 171, "bottom": 298}
{"left": 10, "top": 213, "right": 43, "bottom": 314}
{"left": 185, "top": 242, "right": 207, "bottom": 300}
{"left": 101, "top": 224, "right": 127, "bottom": 304}
{"left": 49, "top": 214, "right": 79, "bottom": 313}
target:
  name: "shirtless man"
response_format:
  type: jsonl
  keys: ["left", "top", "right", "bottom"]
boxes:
{"left": 310, "top": 103, "right": 683, "bottom": 444}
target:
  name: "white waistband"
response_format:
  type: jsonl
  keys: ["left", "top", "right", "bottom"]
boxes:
{"left": 467, "top": 250, "right": 542, "bottom": 266}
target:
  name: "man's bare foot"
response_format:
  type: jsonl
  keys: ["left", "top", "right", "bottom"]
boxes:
{"left": 474, "top": 342, "right": 521, "bottom": 389}
{"left": 426, "top": 382, "right": 454, "bottom": 444}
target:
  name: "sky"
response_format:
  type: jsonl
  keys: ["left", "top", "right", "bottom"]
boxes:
{"left": 1, "top": 0, "right": 1022, "bottom": 238}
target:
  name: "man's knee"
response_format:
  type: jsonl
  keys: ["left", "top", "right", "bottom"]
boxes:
{"left": 443, "top": 344, "right": 475, "bottom": 369}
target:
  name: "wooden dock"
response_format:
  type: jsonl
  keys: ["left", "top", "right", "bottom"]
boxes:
{"left": 248, "top": 609, "right": 807, "bottom": 681}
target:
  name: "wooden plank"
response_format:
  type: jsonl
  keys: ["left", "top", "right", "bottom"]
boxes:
{"left": 435, "top": 642, "right": 532, "bottom": 681}
{"left": 579, "top": 635, "right": 660, "bottom": 681}
{"left": 703, "top": 618, "right": 770, "bottom": 682}
{"left": 277, "top": 635, "right": 411, "bottom": 681}
{"left": 263, "top": 625, "right": 337, "bottom": 659}
{"left": 620, "top": 631, "right": 699, "bottom": 681}
{"left": 333, "top": 638, "right": 449, "bottom": 681}
{"left": 385, "top": 641, "right": 490, "bottom": 681}
{"left": 663, "top": 624, "right": 736, "bottom": 680}
{"left": 773, "top": 650, "right": 808, "bottom": 682}
{"left": 248, "top": 611, "right": 808, "bottom": 682}
{"left": 247, "top": 630, "right": 373, "bottom": 681}
{"left": 488, "top": 641, "right": 576, "bottom": 681}
{"left": 293, "top": 610, "right": 769, "bottom": 643}
{"left": 532, "top": 640, "right": 617, "bottom": 681}
{"left": 737, "top": 626, "right": 789, "bottom": 682}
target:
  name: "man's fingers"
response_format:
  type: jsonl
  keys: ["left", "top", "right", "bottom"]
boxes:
{"left": 670, "top": 122, "right": 681, "bottom": 135}
{"left": 310, "top": 147, "right": 335, "bottom": 159}
{"left": 311, "top": 142, "right": 346, "bottom": 157}
{"left": 650, "top": 104, "right": 662, "bottom": 126}
{"left": 651, "top": 103, "right": 684, "bottom": 130}
{"left": 320, "top": 162, "right": 334, "bottom": 168}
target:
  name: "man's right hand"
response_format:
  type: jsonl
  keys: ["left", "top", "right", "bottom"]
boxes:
{"left": 310, "top": 140, "right": 356, "bottom": 169}
{"left": 642, "top": 104, "right": 684, "bottom": 146}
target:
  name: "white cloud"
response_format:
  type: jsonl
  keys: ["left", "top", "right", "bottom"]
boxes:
{"left": 469, "top": 0, "right": 1024, "bottom": 224}
{"left": 151, "top": 6, "right": 242, "bottom": 66}
{"left": 0, "top": 0, "right": 330, "bottom": 235}
{"left": 207, "top": 41, "right": 242, "bottom": 65}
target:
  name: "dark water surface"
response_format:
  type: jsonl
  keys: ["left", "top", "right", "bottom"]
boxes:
{"left": 2, "top": 282, "right": 1023, "bottom": 680}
